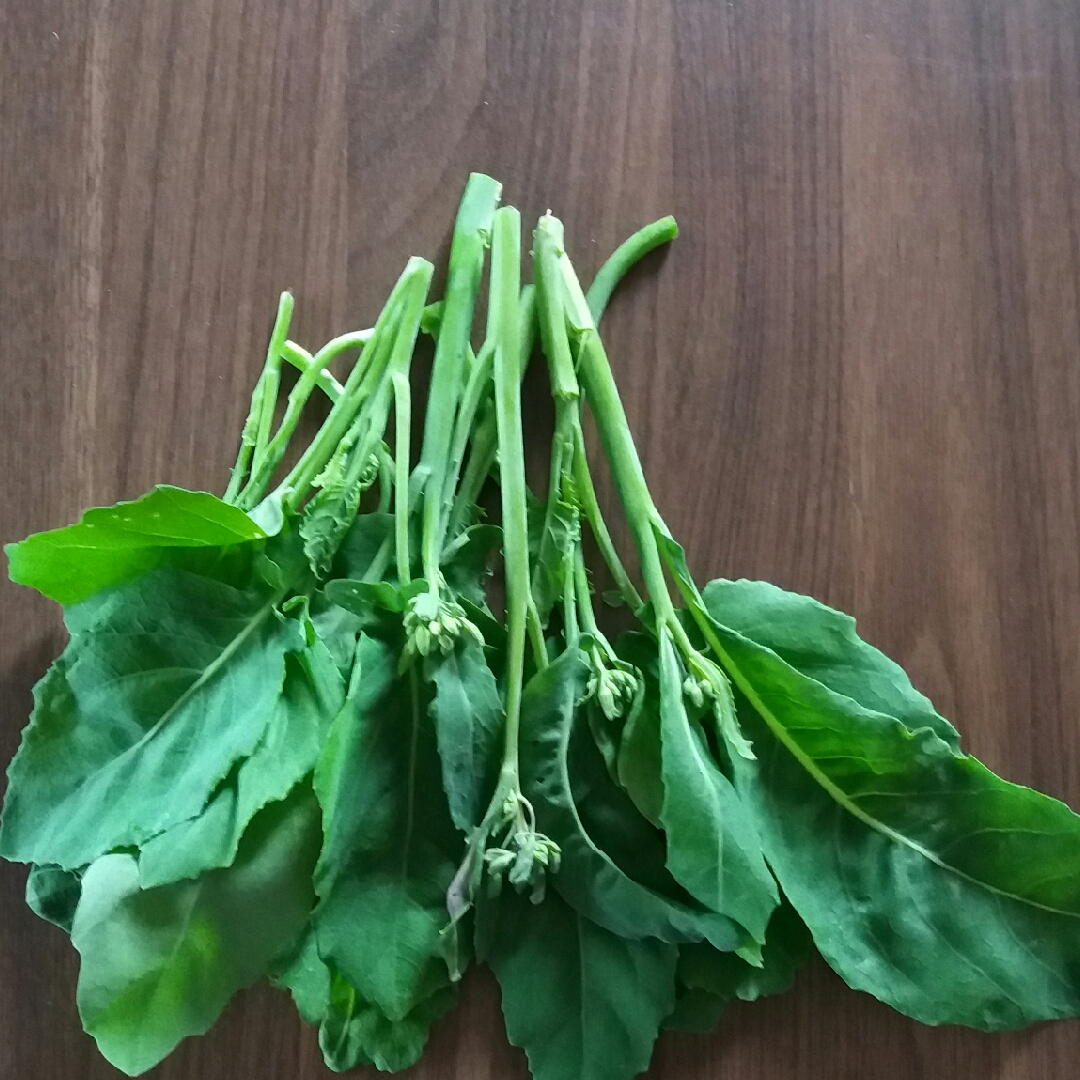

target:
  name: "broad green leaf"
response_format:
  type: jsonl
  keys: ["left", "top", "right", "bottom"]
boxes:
{"left": 529, "top": 494, "right": 579, "bottom": 625}
{"left": 319, "top": 969, "right": 455, "bottom": 1073}
{"left": 479, "top": 889, "right": 676, "bottom": 1080}
{"left": 519, "top": 648, "right": 749, "bottom": 951}
{"left": 71, "top": 788, "right": 319, "bottom": 1076}
{"left": 6, "top": 486, "right": 266, "bottom": 604}
{"left": 333, "top": 512, "right": 393, "bottom": 580}
{"left": 26, "top": 864, "right": 82, "bottom": 932}
{"left": 662, "top": 987, "right": 728, "bottom": 1034}
{"left": 0, "top": 567, "right": 306, "bottom": 870}
{"left": 138, "top": 638, "right": 344, "bottom": 887}
{"left": 308, "top": 591, "right": 364, "bottom": 679}
{"left": 318, "top": 970, "right": 374, "bottom": 1071}
{"left": 702, "top": 578, "right": 960, "bottom": 748}
{"left": 313, "top": 633, "right": 461, "bottom": 1023}
{"left": 274, "top": 929, "right": 453, "bottom": 1072}
{"left": 706, "top": 610, "right": 1080, "bottom": 1030}
{"left": 612, "top": 634, "right": 663, "bottom": 826}
{"left": 324, "top": 576, "right": 425, "bottom": 616}
{"left": 427, "top": 639, "right": 504, "bottom": 831}
{"left": 677, "top": 897, "right": 812, "bottom": 1003}
{"left": 440, "top": 523, "right": 501, "bottom": 607}
{"left": 657, "top": 629, "right": 777, "bottom": 943}
{"left": 273, "top": 927, "right": 331, "bottom": 1026}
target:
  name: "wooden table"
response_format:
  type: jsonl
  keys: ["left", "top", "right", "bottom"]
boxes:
{"left": 3, "top": 1, "right": 1079, "bottom": 1077}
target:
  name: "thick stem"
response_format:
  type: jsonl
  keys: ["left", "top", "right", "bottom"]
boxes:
{"left": 393, "top": 377, "right": 412, "bottom": 585}
{"left": 532, "top": 217, "right": 582, "bottom": 619}
{"left": 418, "top": 173, "right": 501, "bottom": 593}
{"left": 573, "top": 543, "right": 600, "bottom": 638}
{"left": 489, "top": 206, "right": 526, "bottom": 783}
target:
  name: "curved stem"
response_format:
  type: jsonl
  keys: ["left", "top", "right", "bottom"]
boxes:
{"left": 585, "top": 216, "right": 678, "bottom": 325}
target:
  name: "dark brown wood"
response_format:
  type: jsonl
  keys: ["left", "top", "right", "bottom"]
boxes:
{"left": 3, "top": 0, "right": 1080, "bottom": 1076}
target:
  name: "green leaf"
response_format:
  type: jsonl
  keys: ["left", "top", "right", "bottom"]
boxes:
{"left": 71, "top": 787, "right": 319, "bottom": 1076}
{"left": 137, "top": 637, "right": 344, "bottom": 887}
{"left": 0, "top": 567, "right": 306, "bottom": 870}
{"left": 479, "top": 888, "right": 676, "bottom": 1080}
{"left": 324, "top": 577, "right": 417, "bottom": 615}
{"left": 662, "top": 987, "right": 728, "bottom": 1034}
{"left": 612, "top": 634, "right": 664, "bottom": 826}
{"left": 272, "top": 927, "right": 331, "bottom": 1026}
{"left": 427, "top": 639, "right": 504, "bottom": 832}
{"left": 308, "top": 591, "right": 364, "bottom": 679}
{"left": 319, "top": 970, "right": 455, "bottom": 1073}
{"left": 440, "top": 523, "right": 501, "bottom": 607}
{"left": 529, "top": 495, "right": 579, "bottom": 625}
{"left": 704, "top": 603, "right": 1080, "bottom": 1029}
{"left": 657, "top": 629, "right": 777, "bottom": 943}
{"left": 26, "top": 864, "right": 82, "bottom": 933}
{"left": 333, "top": 512, "right": 393, "bottom": 580}
{"left": 519, "top": 648, "right": 749, "bottom": 951}
{"left": 313, "top": 633, "right": 461, "bottom": 1024}
{"left": 677, "top": 896, "right": 812, "bottom": 1003}
{"left": 702, "top": 578, "right": 960, "bottom": 748}
{"left": 6, "top": 486, "right": 266, "bottom": 604}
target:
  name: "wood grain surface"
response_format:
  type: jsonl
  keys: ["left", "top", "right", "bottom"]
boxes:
{"left": 2, "top": 0, "right": 1080, "bottom": 1077}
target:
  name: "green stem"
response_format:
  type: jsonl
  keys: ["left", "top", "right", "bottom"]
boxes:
{"left": 448, "top": 403, "right": 497, "bottom": 535}
{"left": 562, "top": 536, "right": 581, "bottom": 647}
{"left": 343, "top": 260, "right": 432, "bottom": 499}
{"left": 238, "top": 329, "right": 373, "bottom": 510}
{"left": 545, "top": 228, "right": 685, "bottom": 642}
{"left": 446, "top": 286, "right": 536, "bottom": 539}
{"left": 417, "top": 173, "right": 501, "bottom": 593}
{"left": 585, "top": 216, "right": 678, "bottom": 325}
{"left": 274, "top": 259, "right": 426, "bottom": 511}
{"left": 532, "top": 217, "right": 583, "bottom": 622}
{"left": 282, "top": 341, "right": 346, "bottom": 402}
{"left": 571, "top": 421, "right": 643, "bottom": 614}
{"left": 223, "top": 291, "right": 294, "bottom": 503}
{"left": 376, "top": 442, "right": 394, "bottom": 514}
{"left": 489, "top": 206, "right": 527, "bottom": 784}
{"left": 252, "top": 291, "right": 295, "bottom": 472}
{"left": 441, "top": 337, "right": 495, "bottom": 535}
{"left": 573, "top": 543, "right": 600, "bottom": 638}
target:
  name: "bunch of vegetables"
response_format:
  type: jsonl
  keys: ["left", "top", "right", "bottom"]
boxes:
{"left": 5, "top": 174, "right": 1080, "bottom": 1080}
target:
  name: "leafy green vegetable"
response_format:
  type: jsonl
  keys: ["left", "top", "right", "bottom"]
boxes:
{"left": 26, "top": 864, "right": 82, "bottom": 932}
{"left": 313, "top": 633, "right": 460, "bottom": 1028}
{"left": 677, "top": 897, "right": 812, "bottom": 1004}
{"left": 703, "top": 583, "right": 1080, "bottom": 1029}
{"left": 427, "top": 639, "right": 504, "bottom": 832}
{"left": 479, "top": 889, "right": 676, "bottom": 1080}
{"left": 5, "top": 486, "right": 266, "bottom": 604}
{"left": 0, "top": 565, "right": 308, "bottom": 870}
{"left": 520, "top": 648, "right": 750, "bottom": 952}
{"left": 72, "top": 787, "right": 319, "bottom": 1075}
{"left": 7, "top": 173, "right": 1080, "bottom": 1080}
{"left": 657, "top": 628, "right": 778, "bottom": 943}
